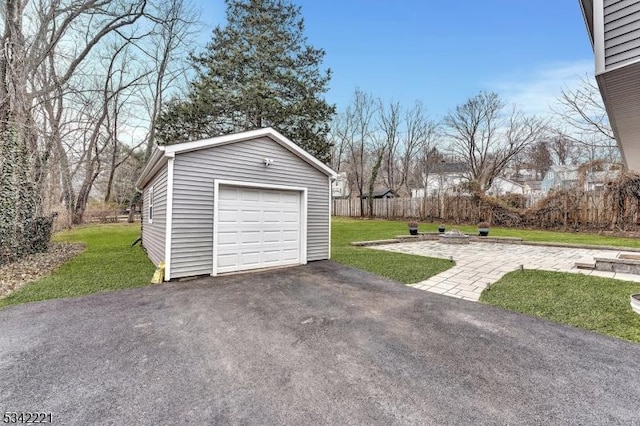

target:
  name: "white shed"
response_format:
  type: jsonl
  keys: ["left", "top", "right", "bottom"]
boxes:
{"left": 135, "top": 128, "right": 337, "bottom": 280}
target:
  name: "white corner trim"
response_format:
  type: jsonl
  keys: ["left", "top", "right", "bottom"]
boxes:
{"left": 328, "top": 176, "right": 332, "bottom": 260}
{"left": 164, "top": 157, "right": 175, "bottom": 281}
{"left": 593, "top": 0, "right": 605, "bottom": 75}
{"left": 300, "top": 187, "right": 308, "bottom": 265}
{"left": 212, "top": 180, "right": 220, "bottom": 277}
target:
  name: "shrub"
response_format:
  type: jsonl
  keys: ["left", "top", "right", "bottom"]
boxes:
{"left": 24, "top": 215, "right": 56, "bottom": 254}
{"left": 497, "top": 193, "right": 527, "bottom": 209}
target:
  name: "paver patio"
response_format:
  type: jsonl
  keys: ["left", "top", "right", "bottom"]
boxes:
{"left": 370, "top": 241, "right": 640, "bottom": 301}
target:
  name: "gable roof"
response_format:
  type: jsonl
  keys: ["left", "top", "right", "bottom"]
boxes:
{"left": 360, "top": 188, "right": 397, "bottom": 199}
{"left": 492, "top": 177, "right": 524, "bottom": 188}
{"left": 430, "top": 162, "right": 468, "bottom": 174}
{"left": 136, "top": 127, "right": 337, "bottom": 189}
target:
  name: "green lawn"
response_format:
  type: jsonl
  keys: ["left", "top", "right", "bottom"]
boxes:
{"left": 331, "top": 218, "right": 453, "bottom": 283}
{"left": 0, "top": 224, "right": 155, "bottom": 309}
{"left": 329, "top": 218, "right": 640, "bottom": 282}
{"left": 334, "top": 217, "right": 640, "bottom": 343}
{"left": 481, "top": 270, "right": 640, "bottom": 343}
{"left": 5, "top": 217, "right": 640, "bottom": 346}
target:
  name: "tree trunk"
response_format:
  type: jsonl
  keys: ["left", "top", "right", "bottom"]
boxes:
{"left": 368, "top": 149, "right": 384, "bottom": 219}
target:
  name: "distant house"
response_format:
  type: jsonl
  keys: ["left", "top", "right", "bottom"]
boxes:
{"left": 487, "top": 177, "right": 524, "bottom": 196}
{"left": 540, "top": 166, "right": 578, "bottom": 194}
{"left": 331, "top": 172, "right": 349, "bottom": 198}
{"left": 522, "top": 180, "right": 542, "bottom": 196}
{"left": 503, "top": 166, "right": 540, "bottom": 182}
{"left": 541, "top": 165, "right": 620, "bottom": 194}
{"left": 584, "top": 171, "right": 620, "bottom": 192}
{"left": 360, "top": 188, "right": 397, "bottom": 199}
{"left": 411, "top": 162, "right": 469, "bottom": 197}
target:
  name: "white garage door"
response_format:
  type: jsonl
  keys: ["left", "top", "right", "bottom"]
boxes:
{"left": 215, "top": 185, "right": 302, "bottom": 274}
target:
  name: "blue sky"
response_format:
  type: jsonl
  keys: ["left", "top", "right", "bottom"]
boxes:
{"left": 196, "top": 0, "right": 594, "bottom": 118}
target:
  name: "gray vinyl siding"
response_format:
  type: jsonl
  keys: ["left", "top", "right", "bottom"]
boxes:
{"left": 170, "top": 137, "right": 329, "bottom": 278}
{"left": 604, "top": 0, "right": 640, "bottom": 69}
{"left": 141, "top": 165, "right": 167, "bottom": 266}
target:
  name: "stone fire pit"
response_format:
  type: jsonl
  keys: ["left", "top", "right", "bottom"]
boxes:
{"left": 439, "top": 229, "right": 470, "bottom": 245}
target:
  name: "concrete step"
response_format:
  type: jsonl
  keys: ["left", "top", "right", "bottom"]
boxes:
{"left": 574, "top": 257, "right": 596, "bottom": 269}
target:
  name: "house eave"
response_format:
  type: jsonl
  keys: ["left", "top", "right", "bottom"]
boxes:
{"left": 579, "top": 0, "right": 594, "bottom": 47}
{"left": 135, "top": 147, "right": 173, "bottom": 190}
{"left": 162, "top": 127, "right": 337, "bottom": 179}
{"left": 594, "top": 64, "right": 640, "bottom": 170}
{"left": 136, "top": 128, "right": 337, "bottom": 190}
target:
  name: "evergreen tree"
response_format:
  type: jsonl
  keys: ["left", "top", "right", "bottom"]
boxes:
{"left": 157, "top": 0, "right": 335, "bottom": 161}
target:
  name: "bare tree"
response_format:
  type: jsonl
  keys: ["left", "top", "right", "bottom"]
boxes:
{"left": 1, "top": 0, "right": 153, "bottom": 260}
{"left": 400, "top": 102, "right": 438, "bottom": 197}
{"left": 141, "top": 0, "right": 198, "bottom": 160}
{"left": 415, "top": 145, "right": 443, "bottom": 198}
{"left": 377, "top": 100, "right": 439, "bottom": 197}
{"left": 444, "top": 91, "right": 546, "bottom": 191}
{"left": 553, "top": 75, "right": 620, "bottom": 162}
{"left": 378, "top": 100, "right": 401, "bottom": 193}
{"left": 547, "top": 133, "right": 575, "bottom": 165}
{"left": 332, "top": 89, "right": 377, "bottom": 216}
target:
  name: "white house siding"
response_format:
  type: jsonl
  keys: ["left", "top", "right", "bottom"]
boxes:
{"left": 170, "top": 137, "right": 329, "bottom": 279}
{"left": 487, "top": 178, "right": 524, "bottom": 196}
{"left": 604, "top": 0, "right": 640, "bottom": 69}
{"left": 141, "top": 165, "right": 168, "bottom": 266}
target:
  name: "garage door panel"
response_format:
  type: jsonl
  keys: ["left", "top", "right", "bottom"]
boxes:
{"left": 282, "top": 212, "right": 300, "bottom": 223}
{"left": 219, "top": 188, "right": 239, "bottom": 200}
{"left": 280, "top": 192, "right": 298, "bottom": 202}
{"left": 238, "top": 252, "right": 261, "bottom": 266}
{"left": 262, "top": 250, "right": 282, "bottom": 263}
{"left": 282, "top": 230, "right": 299, "bottom": 242}
{"left": 238, "top": 231, "right": 261, "bottom": 244}
{"left": 231, "top": 241, "right": 298, "bottom": 252}
{"left": 281, "top": 248, "right": 299, "bottom": 262}
{"left": 263, "top": 211, "right": 284, "bottom": 223}
{"left": 262, "top": 230, "right": 282, "bottom": 243}
{"left": 216, "top": 185, "right": 302, "bottom": 274}
{"left": 217, "top": 253, "right": 238, "bottom": 268}
{"left": 240, "top": 189, "right": 260, "bottom": 201}
{"left": 218, "top": 209, "right": 241, "bottom": 223}
{"left": 217, "top": 231, "right": 240, "bottom": 245}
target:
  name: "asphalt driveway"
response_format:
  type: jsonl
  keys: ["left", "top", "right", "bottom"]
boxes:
{"left": 1, "top": 261, "right": 639, "bottom": 425}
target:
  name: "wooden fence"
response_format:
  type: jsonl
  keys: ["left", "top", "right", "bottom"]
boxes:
{"left": 332, "top": 197, "right": 479, "bottom": 223}
{"left": 332, "top": 193, "right": 640, "bottom": 230}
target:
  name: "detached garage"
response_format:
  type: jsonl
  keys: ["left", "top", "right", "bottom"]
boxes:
{"left": 135, "top": 128, "right": 337, "bottom": 281}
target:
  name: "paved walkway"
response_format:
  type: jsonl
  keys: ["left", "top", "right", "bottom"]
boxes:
{"left": 370, "top": 241, "right": 640, "bottom": 301}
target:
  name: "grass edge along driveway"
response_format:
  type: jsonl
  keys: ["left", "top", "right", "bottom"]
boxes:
{"left": 1, "top": 219, "right": 454, "bottom": 309}
{"left": 0, "top": 224, "right": 155, "bottom": 310}
{"left": 331, "top": 218, "right": 454, "bottom": 284}
{"left": 4, "top": 217, "right": 640, "bottom": 346}
{"left": 334, "top": 218, "right": 640, "bottom": 344}
{"left": 480, "top": 269, "right": 640, "bottom": 343}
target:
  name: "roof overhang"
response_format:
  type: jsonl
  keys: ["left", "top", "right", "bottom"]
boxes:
{"left": 596, "top": 63, "right": 640, "bottom": 170}
{"left": 577, "top": 0, "right": 640, "bottom": 171}
{"left": 579, "top": 0, "right": 594, "bottom": 46}
{"left": 135, "top": 127, "right": 338, "bottom": 190}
